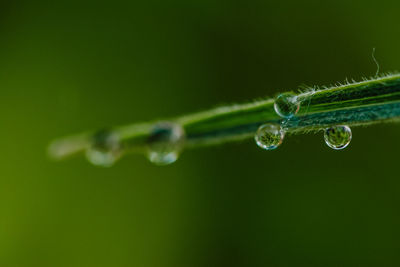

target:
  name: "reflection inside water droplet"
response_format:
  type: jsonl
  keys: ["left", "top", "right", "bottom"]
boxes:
{"left": 86, "top": 130, "right": 121, "bottom": 167}
{"left": 147, "top": 122, "right": 185, "bottom": 165}
{"left": 254, "top": 123, "right": 284, "bottom": 150}
{"left": 324, "top": 125, "right": 352, "bottom": 150}
{"left": 274, "top": 92, "right": 300, "bottom": 118}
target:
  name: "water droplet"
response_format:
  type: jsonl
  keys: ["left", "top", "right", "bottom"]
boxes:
{"left": 254, "top": 123, "right": 284, "bottom": 150}
{"left": 147, "top": 122, "right": 185, "bottom": 165}
{"left": 274, "top": 92, "right": 300, "bottom": 118}
{"left": 324, "top": 125, "right": 352, "bottom": 150}
{"left": 86, "top": 130, "right": 121, "bottom": 167}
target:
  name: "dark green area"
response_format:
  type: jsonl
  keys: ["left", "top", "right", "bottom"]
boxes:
{"left": 2, "top": 0, "right": 400, "bottom": 266}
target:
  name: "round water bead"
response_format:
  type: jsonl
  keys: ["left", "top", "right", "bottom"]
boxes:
{"left": 324, "top": 125, "right": 352, "bottom": 150}
{"left": 86, "top": 130, "right": 121, "bottom": 167}
{"left": 254, "top": 123, "right": 285, "bottom": 150}
{"left": 274, "top": 92, "right": 300, "bottom": 118}
{"left": 147, "top": 122, "right": 185, "bottom": 166}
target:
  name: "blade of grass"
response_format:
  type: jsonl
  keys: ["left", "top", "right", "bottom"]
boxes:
{"left": 48, "top": 73, "right": 400, "bottom": 160}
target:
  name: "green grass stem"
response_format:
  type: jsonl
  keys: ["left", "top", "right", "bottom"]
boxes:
{"left": 48, "top": 73, "right": 400, "bottom": 160}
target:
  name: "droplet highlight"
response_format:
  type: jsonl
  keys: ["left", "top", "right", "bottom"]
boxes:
{"left": 255, "top": 123, "right": 284, "bottom": 150}
{"left": 274, "top": 92, "right": 300, "bottom": 118}
{"left": 324, "top": 125, "right": 352, "bottom": 150}
{"left": 147, "top": 122, "right": 185, "bottom": 165}
{"left": 86, "top": 130, "right": 121, "bottom": 167}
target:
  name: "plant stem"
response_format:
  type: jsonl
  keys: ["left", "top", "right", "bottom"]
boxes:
{"left": 48, "top": 73, "right": 400, "bottom": 160}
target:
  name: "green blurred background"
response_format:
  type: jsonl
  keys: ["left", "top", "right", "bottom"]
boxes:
{"left": 2, "top": 0, "right": 400, "bottom": 266}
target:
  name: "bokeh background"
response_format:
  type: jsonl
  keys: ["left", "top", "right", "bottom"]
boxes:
{"left": 2, "top": 0, "right": 400, "bottom": 266}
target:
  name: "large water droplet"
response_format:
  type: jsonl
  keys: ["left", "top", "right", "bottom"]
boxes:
{"left": 324, "top": 125, "right": 352, "bottom": 150}
{"left": 274, "top": 92, "right": 300, "bottom": 118}
{"left": 147, "top": 122, "right": 185, "bottom": 165}
{"left": 86, "top": 130, "right": 121, "bottom": 167}
{"left": 254, "top": 123, "right": 284, "bottom": 150}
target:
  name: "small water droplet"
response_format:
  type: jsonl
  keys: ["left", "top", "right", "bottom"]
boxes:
{"left": 86, "top": 130, "right": 121, "bottom": 167}
{"left": 254, "top": 123, "right": 284, "bottom": 150}
{"left": 147, "top": 122, "right": 185, "bottom": 165}
{"left": 280, "top": 116, "right": 300, "bottom": 131}
{"left": 324, "top": 125, "right": 352, "bottom": 150}
{"left": 274, "top": 92, "right": 300, "bottom": 118}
